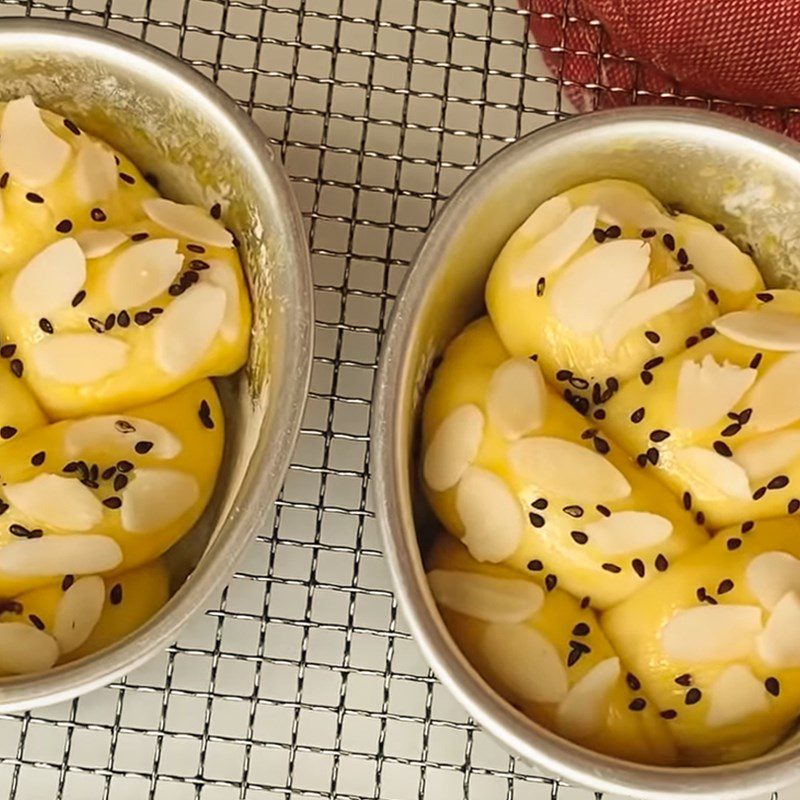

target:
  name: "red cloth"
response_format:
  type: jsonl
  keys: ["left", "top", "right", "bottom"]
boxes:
{"left": 525, "top": 0, "right": 800, "bottom": 139}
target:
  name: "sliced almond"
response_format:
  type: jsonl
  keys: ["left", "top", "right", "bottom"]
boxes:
{"left": 577, "top": 180, "right": 669, "bottom": 230}
{"left": 756, "top": 591, "right": 800, "bottom": 668}
{"left": 0, "top": 534, "right": 122, "bottom": 576}
{"left": 674, "top": 355, "right": 757, "bottom": 431}
{"left": 154, "top": 284, "right": 226, "bottom": 375}
{"left": 205, "top": 259, "right": 241, "bottom": 342}
{"left": 482, "top": 622, "right": 569, "bottom": 703}
{"left": 423, "top": 405, "right": 484, "bottom": 492}
{"left": 661, "top": 605, "right": 762, "bottom": 662}
{"left": 456, "top": 466, "right": 524, "bottom": 563}
{"left": 12, "top": 238, "right": 86, "bottom": 318}
{"left": 0, "top": 622, "right": 60, "bottom": 675}
{"left": 74, "top": 229, "right": 128, "bottom": 259}
{"left": 32, "top": 334, "right": 129, "bottom": 384}
{"left": 107, "top": 238, "right": 183, "bottom": 308}
{"left": 509, "top": 437, "right": 631, "bottom": 504}
{"left": 678, "top": 218, "right": 758, "bottom": 293}
{"left": 713, "top": 311, "right": 800, "bottom": 352}
{"left": 121, "top": 468, "right": 200, "bottom": 534}
{"left": 0, "top": 96, "right": 71, "bottom": 188}
{"left": 706, "top": 664, "right": 769, "bottom": 728}
{"left": 550, "top": 240, "right": 650, "bottom": 333}
{"left": 601, "top": 278, "right": 695, "bottom": 353}
{"left": 747, "top": 352, "right": 800, "bottom": 432}
{"left": 510, "top": 205, "right": 598, "bottom": 289}
{"left": 142, "top": 198, "right": 233, "bottom": 248}
{"left": 515, "top": 195, "right": 572, "bottom": 241}
{"left": 746, "top": 551, "right": 800, "bottom": 610}
{"left": 427, "top": 569, "right": 544, "bottom": 623}
{"left": 673, "top": 447, "right": 751, "bottom": 501}
{"left": 52, "top": 575, "right": 105, "bottom": 654}
{"left": 486, "top": 358, "right": 546, "bottom": 440}
{"left": 556, "top": 656, "right": 620, "bottom": 740}
{"left": 584, "top": 511, "right": 673, "bottom": 556}
{"left": 64, "top": 416, "right": 181, "bottom": 459}
{"left": 732, "top": 431, "right": 800, "bottom": 484}
{"left": 73, "top": 140, "right": 118, "bottom": 203}
{"left": 4, "top": 474, "right": 103, "bottom": 532}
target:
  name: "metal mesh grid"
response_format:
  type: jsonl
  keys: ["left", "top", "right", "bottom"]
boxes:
{"left": 0, "top": 1, "right": 791, "bottom": 798}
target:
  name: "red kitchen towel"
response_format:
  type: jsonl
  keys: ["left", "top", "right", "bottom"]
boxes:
{"left": 525, "top": 0, "right": 800, "bottom": 138}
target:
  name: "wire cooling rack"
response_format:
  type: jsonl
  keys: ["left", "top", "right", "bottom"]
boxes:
{"left": 0, "top": 1, "right": 792, "bottom": 799}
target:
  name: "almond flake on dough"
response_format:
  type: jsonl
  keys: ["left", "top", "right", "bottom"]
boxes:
{"left": 456, "top": 467, "right": 524, "bottom": 563}
{"left": 0, "top": 97, "right": 71, "bottom": 188}
{"left": 121, "top": 468, "right": 200, "bottom": 533}
{"left": 0, "top": 534, "right": 122, "bottom": 576}
{"left": 142, "top": 198, "right": 233, "bottom": 248}
{"left": 516, "top": 195, "right": 572, "bottom": 241}
{"left": 64, "top": 416, "right": 181, "bottom": 460}
{"left": 732, "top": 430, "right": 800, "bottom": 484}
{"left": 674, "top": 355, "right": 757, "bottom": 430}
{"left": 673, "top": 446, "right": 752, "bottom": 501}
{"left": 423, "top": 405, "right": 484, "bottom": 492}
{"left": 12, "top": 238, "right": 86, "bottom": 318}
{"left": 486, "top": 357, "right": 546, "bottom": 440}
{"left": 482, "top": 622, "right": 569, "bottom": 703}
{"left": 427, "top": 569, "right": 544, "bottom": 623}
{"left": 601, "top": 278, "right": 695, "bottom": 353}
{"left": 706, "top": 664, "right": 769, "bottom": 728}
{"left": 510, "top": 205, "right": 598, "bottom": 289}
{"left": 154, "top": 283, "right": 226, "bottom": 375}
{"left": 746, "top": 551, "right": 800, "bottom": 610}
{"left": 107, "top": 238, "right": 183, "bottom": 308}
{"left": 4, "top": 474, "right": 103, "bottom": 532}
{"left": 509, "top": 437, "right": 631, "bottom": 504}
{"left": 584, "top": 511, "right": 672, "bottom": 556}
{"left": 556, "top": 657, "right": 620, "bottom": 740}
{"left": 33, "top": 334, "right": 129, "bottom": 384}
{"left": 756, "top": 591, "right": 800, "bottom": 668}
{"left": 73, "top": 139, "right": 118, "bottom": 203}
{"left": 0, "top": 623, "right": 59, "bottom": 675}
{"left": 74, "top": 229, "right": 128, "bottom": 259}
{"left": 205, "top": 259, "right": 241, "bottom": 342}
{"left": 550, "top": 240, "right": 651, "bottom": 333}
{"left": 661, "top": 605, "right": 762, "bottom": 661}
{"left": 579, "top": 181, "right": 669, "bottom": 230}
{"left": 713, "top": 310, "right": 800, "bottom": 352}
{"left": 747, "top": 352, "right": 800, "bottom": 432}
{"left": 52, "top": 575, "right": 105, "bottom": 653}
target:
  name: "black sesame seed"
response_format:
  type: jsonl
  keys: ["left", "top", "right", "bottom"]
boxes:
{"left": 641, "top": 228, "right": 657, "bottom": 238}
{"left": 660, "top": 709, "right": 678, "bottom": 720}
{"left": 569, "top": 376, "right": 590, "bottom": 390}
{"left": 71, "top": 290, "right": 86, "bottom": 307}
{"left": 531, "top": 498, "right": 548, "bottom": 510}
{"left": 55, "top": 218, "right": 73, "bottom": 234}
{"left": 696, "top": 586, "right": 708, "bottom": 602}
{"left": 0, "top": 172, "right": 9, "bottom": 189}
{"left": 110, "top": 583, "right": 123, "bottom": 605}
{"left": 717, "top": 578, "right": 734, "bottom": 594}
{"left": 596, "top": 504, "right": 611, "bottom": 517}
{"left": 646, "top": 447, "right": 659, "bottom": 465}
{"left": 62, "top": 461, "right": 79, "bottom": 473}
{"left": 113, "top": 473, "right": 128, "bottom": 491}
{"left": 114, "top": 155, "right": 120, "bottom": 166}
{"left": 628, "top": 698, "right": 647, "bottom": 711}
{"left": 563, "top": 505, "right": 584, "bottom": 518}
{"left": 756, "top": 292, "right": 775, "bottom": 303}
{"left": 644, "top": 330, "right": 661, "bottom": 344}
{"left": 580, "top": 596, "right": 591, "bottom": 609}
{"left": 682, "top": 491, "right": 692, "bottom": 510}
{"left": 721, "top": 422, "right": 741, "bottom": 437}
{"left": 676, "top": 247, "right": 689, "bottom": 265}
{"left": 685, "top": 688, "right": 702, "bottom": 705}
{"left": 713, "top": 441, "right": 732, "bottom": 457}
{"left": 592, "top": 382, "right": 602, "bottom": 405}
{"left": 134, "top": 311, "right": 153, "bottom": 326}
{"left": 641, "top": 370, "right": 653, "bottom": 385}
{"left": 186, "top": 243, "right": 205, "bottom": 254}
{"left": 103, "top": 496, "right": 122, "bottom": 509}
{"left": 626, "top": 672, "right": 641, "bottom": 691}
{"left": 529, "top": 512, "right": 545, "bottom": 528}
{"left": 89, "top": 464, "right": 99, "bottom": 482}
{"left": 556, "top": 369, "right": 573, "bottom": 382}
{"left": 0, "top": 426, "right": 16, "bottom": 440}
{"left": 650, "top": 429, "right": 670, "bottom": 442}
{"left": 593, "top": 227, "right": 606, "bottom": 244}
{"left": 115, "top": 420, "right": 135, "bottom": 433}
{"left": 655, "top": 553, "right": 669, "bottom": 572}
{"left": 31, "top": 451, "right": 45, "bottom": 467}
{"left": 765, "top": 677, "right": 781, "bottom": 697}
{"left": 644, "top": 356, "right": 664, "bottom": 370}
{"left": 29, "top": 614, "right": 45, "bottom": 630}
{"left": 168, "top": 283, "right": 185, "bottom": 297}
{"left": 572, "top": 622, "right": 590, "bottom": 636}
{"left": 768, "top": 475, "right": 790, "bottom": 490}
{"left": 601, "top": 562, "right": 622, "bottom": 573}
{"left": 117, "top": 460, "right": 133, "bottom": 472}
{"left": 88, "top": 317, "right": 105, "bottom": 333}
{"left": 63, "top": 118, "right": 81, "bottom": 135}
{"left": 189, "top": 258, "right": 210, "bottom": 272}
{"left": 741, "top": 520, "right": 755, "bottom": 533}
{"left": 117, "top": 310, "right": 130, "bottom": 328}
{"left": 101, "top": 466, "right": 116, "bottom": 481}
{"left": 119, "top": 172, "right": 136, "bottom": 185}
{"left": 789, "top": 499, "right": 800, "bottom": 514}
{"left": 36, "top": 318, "right": 53, "bottom": 335}
{"left": 91, "top": 207, "right": 107, "bottom": 222}
{"left": 695, "top": 511, "right": 705, "bottom": 525}
{"left": 536, "top": 277, "right": 546, "bottom": 297}
{"left": 545, "top": 574, "right": 557, "bottom": 591}
{"left": 632, "top": 558, "right": 645, "bottom": 578}
{"left": 727, "top": 537, "right": 742, "bottom": 551}
{"left": 662, "top": 233, "right": 675, "bottom": 251}
{"left": 593, "top": 437, "right": 610, "bottom": 455}
{"left": 713, "top": 222, "right": 725, "bottom": 232}
{"left": 9, "top": 524, "right": 32, "bottom": 537}
{"left": 570, "top": 530, "right": 588, "bottom": 545}
{"left": 700, "top": 326, "right": 716, "bottom": 339}
{"left": 605, "top": 225, "right": 621, "bottom": 239}
{"left": 630, "top": 407, "right": 645, "bottom": 424}
{"left": 26, "top": 192, "right": 44, "bottom": 203}
{"left": 526, "top": 560, "right": 543, "bottom": 573}
{"left": 0, "top": 344, "right": 14, "bottom": 359}
{"left": 131, "top": 231, "right": 149, "bottom": 241}
{"left": 707, "top": 289, "right": 719, "bottom": 304}
{"left": 567, "top": 647, "right": 583, "bottom": 667}
{"left": 210, "top": 202, "right": 222, "bottom": 219}
{"left": 675, "top": 674, "right": 692, "bottom": 686}
{"left": 61, "top": 574, "right": 75, "bottom": 591}
{"left": 685, "top": 335, "right": 699, "bottom": 348}
{"left": 104, "top": 313, "right": 116, "bottom": 331}
{"left": 753, "top": 486, "right": 767, "bottom": 500}
{"left": 636, "top": 453, "right": 648, "bottom": 467}
{"left": 749, "top": 353, "right": 763, "bottom": 369}
{"left": 134, "top": 440, "right": 153, "bottom": 454}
